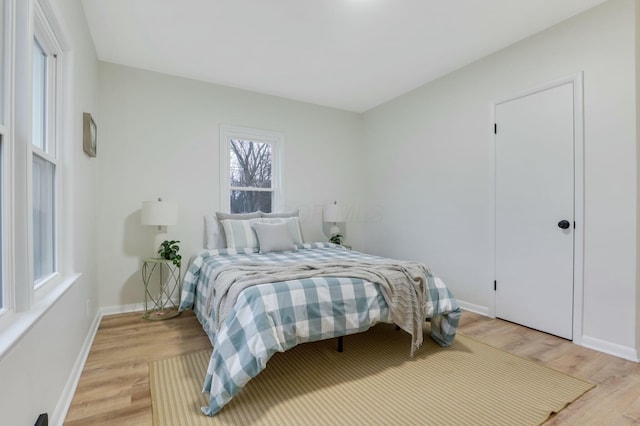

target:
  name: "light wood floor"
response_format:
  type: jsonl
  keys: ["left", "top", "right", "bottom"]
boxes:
{"left": 64, "top": 310, "right": 640, "bottom": 425}
{"left": 64, "top": 311, "right": 211, "bottom": 425}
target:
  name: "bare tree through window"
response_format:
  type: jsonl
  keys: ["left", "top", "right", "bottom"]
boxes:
{"left": 230, "top": 139, "right": 273, "bottom": 213}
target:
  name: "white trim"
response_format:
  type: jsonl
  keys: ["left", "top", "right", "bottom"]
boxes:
{"left": 101, "top": 298, "right": 184, "bottom": 317}
{"left": 457, "top": 300, "right": 489, "bottom": 317}
{"left": 100, "top": 302, "right": 145, "bottom": 316}
{"left": 219, "top": 127, "right": 229, "bottom": 210}
{"left": 13, "top": 0, "right": 34, "bottom": 312}
{"left": 33, "top": 0, "right": 63, "bottom": 53}
{"left": 229, "top": 186, "right": 274, "bottom": 192}
{"left": 51, "top": 307, "right": 102, "bottom": 426}
{"left": 33, "top": 270, "right": 58, "bottom": 290}
{"left": 491, "top": 72, "right": 585, "bottom": 344}
{"left": 488, "top": 100, "right": 496, "bottom": 318}
{"left": 219, "top": 124, "right": 284, "bottom": 213}
{"left": 1, "top": 0, "right": 11, "bottom": 126}
{"left": 31, "top": 9, "right": 60, "bottom": 288}
{"left": 571, "top": 72, "right": 585, "bottom": 345}
{"left": 581, "top": 335, "right": 639, "bottom": 363}
{"left": 0, "top": 0, "right": 14, "bottom": 317}
{"left": 458, "top": 305, "right": 637, "bottom": 362}
{"left": 57, "top": 48, "right": 74, "bottom": 276}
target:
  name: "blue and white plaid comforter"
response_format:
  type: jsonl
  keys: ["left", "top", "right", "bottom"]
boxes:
{"left": 179, "top": 243, "right": 461, "bottom": 416}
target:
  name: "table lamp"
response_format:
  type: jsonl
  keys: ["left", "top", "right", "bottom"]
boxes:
{"left": 141, "top": 197, "right": 177, "bottom": 256}
{"left": 323, "top": 200, "right": 344, "bottom": 243}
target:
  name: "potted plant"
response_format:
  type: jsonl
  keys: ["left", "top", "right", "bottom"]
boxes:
{"left": 158, "top": 240, "right": 182, "bottom": 268}
{"left": 329, "top": 233, "right": 344, "bottom": 245}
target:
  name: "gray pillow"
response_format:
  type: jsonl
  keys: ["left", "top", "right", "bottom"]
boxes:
{"left": 206, "top": 212, "right": 262, "bottom": 249}
{"left": 220, "top": 218, "right": 262, "bottom": 249}
{"left": 252, "top": 222, "right": 296, "bottom": 253}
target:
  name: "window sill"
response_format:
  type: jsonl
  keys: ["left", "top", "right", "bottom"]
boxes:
{"left": 0, "top": 273, "right": 81, "bottom": 361}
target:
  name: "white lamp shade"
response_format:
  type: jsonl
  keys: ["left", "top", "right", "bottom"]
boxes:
{"left": 141, "top": 200, "right": 177, "bottom": 226}
{"left": 323, "top": 202, "right": 344, "bottom": 223}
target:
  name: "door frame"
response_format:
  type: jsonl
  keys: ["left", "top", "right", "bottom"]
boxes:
{"left": 490, "top": 73, "right": 584, "bottom": 344}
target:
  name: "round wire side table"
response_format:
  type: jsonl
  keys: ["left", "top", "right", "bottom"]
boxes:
{"left": 141, "top": 257, "right": 182, "bottom": 320}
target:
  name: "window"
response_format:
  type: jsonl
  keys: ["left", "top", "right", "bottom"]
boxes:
{"left": 32, "top": 154, "right": 55, "bottom": 283}
{"left": 220, "top": 125, "right": 283, "bottom": 214}
{"left": 32, "top": 40, "right": 46, "bottom": 150}
{"left": 0, "top": 0, "right": 72, "bottom": 354}
{"left": 230, "top": 139, "right": 273, "bottom": 212}
{"left": 31, "top": 5, "right": 61, "bottom": 288}
{"left": 0, "top": 0, "right": 66, "bottom": 320}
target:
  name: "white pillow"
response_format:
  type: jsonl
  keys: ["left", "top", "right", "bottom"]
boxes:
{"left": 220, "top": 218, "right": 261, "bottom": 250}
{"left": 252, "top": 222, "right": 296, "bottom": 253}
{"left": 260, "top": 217, "right": 303, "bottom": 244}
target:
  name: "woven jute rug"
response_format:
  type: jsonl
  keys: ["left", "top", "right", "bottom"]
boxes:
{"left": 149, "top": 323, "right": 594, "bottom": 425}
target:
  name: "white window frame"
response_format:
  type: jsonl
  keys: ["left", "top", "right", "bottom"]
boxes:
{"left": 0, "top": 0, "right": 13, "bottom": 317}
{"left": 0, "top": 0, "right": 73, "bottom": 347}
{"left": 31, "top": 2, "right": 61, "bottom": 289}
{"left": 219, "top": 124, "right": 284, "bottom": 213}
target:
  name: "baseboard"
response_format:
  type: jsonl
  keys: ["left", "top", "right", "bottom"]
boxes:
{"left": 456, "top": 302, "right": 638, "bottom": 362}
{"left": 449, "top": 300, "right": 639, "bottom": 363}
{"left": 51, "top": 299, "right": 638, "bottom": 426}
{"left": 100, "top": 302, "right": 144, "bottom": 316}
{"left": 457, "top": 300, "right": 490, "bottom": 317}
{"left": 50, "top": 310, "right": 103, "bottom": 426}
{"left": 581, "top": 335, "right": 639, "bottom": 363}
{"left": 100, "top": 300, "right": 178, "bottom": 317}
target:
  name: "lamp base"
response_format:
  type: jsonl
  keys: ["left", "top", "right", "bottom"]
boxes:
{"left": 151, "top": 229, "right": 167, "bottom": 257}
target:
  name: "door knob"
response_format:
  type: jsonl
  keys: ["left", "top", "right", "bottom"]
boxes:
{"left": 557, "top": 220, "right": 571, "bottom": 229}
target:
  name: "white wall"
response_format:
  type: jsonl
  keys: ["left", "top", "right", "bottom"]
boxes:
{"left": 1, "top": 1, "right": 636, "bottom": 423}
{"left": 0, "top": 0, "right": 100, "bottom": 424}
{"left": 362, "top": 0, "right": 638, "bottom": 358}
{"left": 96, "top": 64, "right": 364, "bottom": 308}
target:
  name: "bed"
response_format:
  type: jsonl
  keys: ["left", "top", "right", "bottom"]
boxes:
{"left": 179, "top": 212, "right": 461, "bottom": 416}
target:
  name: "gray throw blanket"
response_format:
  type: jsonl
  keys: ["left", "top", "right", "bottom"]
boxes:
{"left": 206, "top": 260, "right": 432, "bottom": 356}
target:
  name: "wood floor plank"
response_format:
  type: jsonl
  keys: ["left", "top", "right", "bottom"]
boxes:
{"left": 64, "top": 310, "right": 637, "bottom": 425}
{"left": 64, "top": 311, "right": 210, "bottom": 425}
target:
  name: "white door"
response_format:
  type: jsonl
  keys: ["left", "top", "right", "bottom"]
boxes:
{"left": 495, "top": 82, "right": 574, "bottom": 340}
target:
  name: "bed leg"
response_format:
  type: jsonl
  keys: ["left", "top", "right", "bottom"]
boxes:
{"left": 337, "top": 336, "right": 343, "bottom": 352}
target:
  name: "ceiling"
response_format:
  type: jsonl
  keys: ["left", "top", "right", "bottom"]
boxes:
{"left": 81, "top": 0, "right": 607, "bottom": 113}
